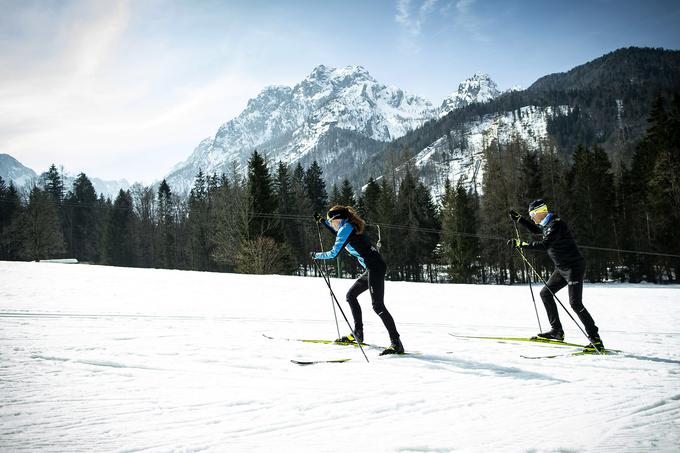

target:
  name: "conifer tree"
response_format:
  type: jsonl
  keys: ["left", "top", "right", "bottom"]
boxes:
{"left": 441, "top": 178, "right": 480, "bottom": 283}
{"left": 43, "top": 164, "right": 65, "bottom": 205}
{"left": 187, "top": 170, "right": 212, "bottom": 270}
{"left": 329, "top": 183, "right": 341, "bottom": 207}
{"left": 339, "top": 179, "right": 356, "bottom": 206}
{"left": 394, "top": 169, "right": 439, "bottom": 281}
{"left": 289, "top": 163, "right": 314, "bottom": 274}
{"left": 247, "top": 151, "right": 276, "bottom": 239}
{"left": 64, "top": 173, "right": 100, "bottom": 262}
{"left": 565, "top": 145, "right": 616, "bottom": 281}
{"left": 359, "top": 177, "right": 382, "bottom": 224}
{"left": 21, "top": 186, "right": 65, "bottom": 261}
{"left": 102, "top": 190, "right": 137, "bottom": 267}
{"left": 0, "top": 180, "right": 23, "bottom": 260}
{"left": 156, "top": 180, "right": 175, "bottom": 268}
{"left": 304, "top": 160, "right": 328, "bottom": 215}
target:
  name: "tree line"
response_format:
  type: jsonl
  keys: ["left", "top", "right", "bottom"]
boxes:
{"left": 1, "top": 95, "right": 678, "bottom": 283}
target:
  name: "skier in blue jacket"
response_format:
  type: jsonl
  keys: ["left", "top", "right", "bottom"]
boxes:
{"left": 313, "top": 205, "right": 404, "bottom": 355}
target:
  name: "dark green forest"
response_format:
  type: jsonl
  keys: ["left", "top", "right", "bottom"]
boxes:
{"left": 1, "top": 94, "right": 678, "bottom": 284}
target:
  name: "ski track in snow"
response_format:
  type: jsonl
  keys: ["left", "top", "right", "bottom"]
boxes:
{"left": 1, "top": 261, "right": 679, "bottom": 452}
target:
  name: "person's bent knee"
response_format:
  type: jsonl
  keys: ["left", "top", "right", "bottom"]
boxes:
{"left": 540, "top": 286, "right": 552, "bottom": 300}
{"left": 372, "top": 302, "right": 386, "bottom": 314}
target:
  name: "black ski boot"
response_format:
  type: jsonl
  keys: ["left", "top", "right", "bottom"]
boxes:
{"left": 336, "top": 329, "right": 363, "bottom": 344}
{"left": 533, "top": 328, "right": 565, "bottom": 341}
{"left": 584, "top": 335, "right": 604, "bottom": 351}
{"left": 380, "top": 338, "right": 405, "bottom": 356}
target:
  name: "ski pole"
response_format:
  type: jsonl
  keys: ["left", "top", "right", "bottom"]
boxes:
{"left": 317, "top": 222, "right": 341, "bottom": 339}
{"left": 312, "top": 259, "right": 370, "bottom": 363}
{"left": 511, "top": 217, "right": 542, "bottom": 333}
{"left": 514, "top": 250, "right": 603, "bottom": 354}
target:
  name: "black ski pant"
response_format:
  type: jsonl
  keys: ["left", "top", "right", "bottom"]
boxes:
{"left": 346, "top": 261, "right": 400, "bottom": 342}
{"left": 540, "top": 261, "right": 599, "bottom": 338}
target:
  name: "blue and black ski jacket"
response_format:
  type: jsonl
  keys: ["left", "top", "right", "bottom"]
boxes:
{"left": 314, "top": 219, "right": 384, "bottom": 270}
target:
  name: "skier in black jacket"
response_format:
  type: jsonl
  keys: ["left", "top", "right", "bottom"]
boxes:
{"left": 508, "top": 199, "right": 604, "bottom": 350}
{"left": 312, "top": 205, "right": 404, "bottom": 355}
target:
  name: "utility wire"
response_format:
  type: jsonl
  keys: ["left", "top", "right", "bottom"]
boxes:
{"left": 2, "top": 199, "right": 679, "bottom": 259}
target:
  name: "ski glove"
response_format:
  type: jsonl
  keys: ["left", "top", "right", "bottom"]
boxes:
{"left": 507, "top": 238, "right": 529, "bottom": 248}
{"left": 313, "top": 213, "right": 324, "bottom": 224}
{"left": 509, "top": 210, "right": 521, "bottom": 222}
{"left": 310, "top": 251, "right": 319, "bottom": 260}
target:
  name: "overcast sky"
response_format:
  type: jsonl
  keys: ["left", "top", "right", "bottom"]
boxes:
{"left": 1, "top": 0, "right": 679, "bottom": 184}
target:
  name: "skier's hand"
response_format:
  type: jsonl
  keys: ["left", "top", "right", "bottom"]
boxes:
{"left": 310, "top": 251, "right": 318, "bottom": 260}
{"left": 313, "top": 212, "right": 324, "bottom": 224}
{"left": 509, "top": 210, "right": 521, "bottom": 222}
{"left": 507, "top": 239, "right": 527, "bottom": 249}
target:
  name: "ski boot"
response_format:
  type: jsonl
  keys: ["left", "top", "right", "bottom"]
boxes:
{"left": 532, "top": 328, "right": 565, "bottom": 342}
{"left": 584, "top": 335, "right": 605, "bottom": 352}
{"left": 336, "top": 329, "right": 363, "bottom": 344}
{"left": 380, "top": 338, "right": 405, "bottom": 356}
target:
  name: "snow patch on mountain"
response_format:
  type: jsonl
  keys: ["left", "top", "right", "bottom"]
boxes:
{"left": 413, "top": 105, "right": 571, "bottom": 201}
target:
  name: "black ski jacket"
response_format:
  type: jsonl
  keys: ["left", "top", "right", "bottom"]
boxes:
{"left": 518, "top": 214, "right": 585, "bottom": 269}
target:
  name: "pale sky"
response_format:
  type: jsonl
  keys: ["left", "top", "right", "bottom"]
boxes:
{"left": 1, "top": 0, "right": 679, "bottom": 184}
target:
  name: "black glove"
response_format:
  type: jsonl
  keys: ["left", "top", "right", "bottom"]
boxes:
{"left": 507, "top": 239, "right": 527, "bottom": 249}
{"left": 509, "top": 210, "right": 521, "bottom": 222}
{"left": 313, "top": 213, "right": 324, "bottom": 224}
{"left": 310, "top": 251, "right": 318, "bottom": 260}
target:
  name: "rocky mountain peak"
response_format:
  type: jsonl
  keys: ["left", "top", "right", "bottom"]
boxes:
{"left": 440, "top": 72, "right": 501, "bottom": 115}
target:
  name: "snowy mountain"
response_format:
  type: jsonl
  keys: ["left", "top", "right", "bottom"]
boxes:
{"left": 412, "top": 105, "right": 570, "bottom": 200}
{"left": 0, "top": 153, "right": 37, "bottom": 188}
{"left": 0, "top": 153, "right": 129, "bottom": 199}
{"left": 440, "top": 72, "right": 501, "bottom": 116}
{"left": 166, "top": 65, "right": 438, "bottom": 193}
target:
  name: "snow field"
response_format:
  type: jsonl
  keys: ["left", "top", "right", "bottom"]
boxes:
{"left": 1, "top": 261, "right": 679, "bottom": 452}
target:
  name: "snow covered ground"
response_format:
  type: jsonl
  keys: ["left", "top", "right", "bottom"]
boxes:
{"left": 1, "top": 261, "right": 679, "bottom": 452}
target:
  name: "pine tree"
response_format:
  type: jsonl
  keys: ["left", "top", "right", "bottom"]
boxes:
{"left": 0, "top": 179, "right": 23, "bottom": 260}
{"left": 519, "top": 150, "right": 543, "bottom": 206}
{"left": 64, "top": 173, "right": 101, "bottom": 262}
{"left": 339, "top": 179, "right": 356, "bottom": 206}
{"left": 329, "top": 183, "right": 341, "bottom": 207}
{"left": 187, "top": 170, "right": 211, "bottom": 270}
{"left": 359, "top": 177, "right": 382, "bottom": 224}
{"left": 565, "top": 145, "right": 616, "bottom": 281}
{"left": 441, "top": 178, "right": 480, "bottom": 283}
{"left": 247, "top": 151, "right": 276, "bottom": 239}
{"left": 156, "top": 179, "right": 176, "bottom": 268}
{"left": 102, "top": 190, "right": 137, "bottom": 266}
{"left": 646, "top": 94, "right": 680, "bottom": 280}
{"left": 394, "top": 169, "right": 440, "bottom": 281}
{"left": 21, "top": 186, "right": 65, "bottom": 261}
{"left": 304, "top": 161, "right": 328, "bottom": 215}
{"left": 43, "top": 164, "right": 65, "bottom": 205}
{"left": 289, "top": 163, "right": 314, "bottom": 275}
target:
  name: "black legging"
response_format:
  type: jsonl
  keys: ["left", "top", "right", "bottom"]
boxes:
{"left": 540, "top": 262, "right": 599, "bottom": 338}
{"left": 346, "top": 261, "right": 400, "bottom": 342}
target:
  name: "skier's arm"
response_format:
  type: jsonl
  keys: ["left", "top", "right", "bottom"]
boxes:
{"left": 518, "top": 216, "right": 542, "bottom": 234}
{"left": 314, "top": 223, "right": 353, "bottom": 259}
{"left": 321, "top": 219, "right": 338, "bottom": 237}
{"left": 524, "top": 220, "right": 561, "bottom": 250}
